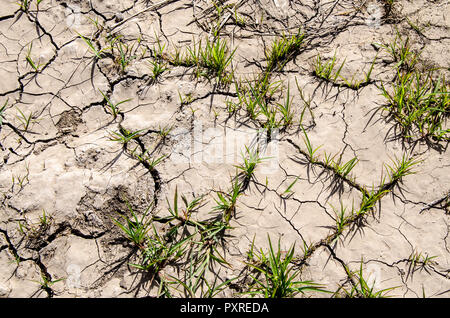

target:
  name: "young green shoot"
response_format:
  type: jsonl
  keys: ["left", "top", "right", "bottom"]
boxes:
{"left": 135, "top": 150, "right": 166, "bottom": 171}
{"left": 358, "top": 187, "right": 389, "bottom": 217}
{"left": 112, "top": 203, "right": 153, "bottom": 248}
{"left": 314, "top": 52, "right": 345, "bottom": 83}
{"left": 330, "top": 202, "right": 350, "bottom": 243}
{"left": 25, "top": 43, "right": 44, "bottom": 72}
{"left": 149, "top": 59, "right": 168, "bottom": 82}
{"left": 276, "top": 84, "right": 294, "bottom": 128}
{"left": 282, "top": 177, "right": 299, "bottom": 198}
{"left": 99, "top": 90, "right": 131, "bottom": 119}
{"left": 108, "top": 127, "right": 145, "bottom": 144}
{"left": 384, "top": 154, "right": 420, "bottom": 183}
{"left": 301, "top": 125, "right": 321, "bottom": 163}
{"left": 77, "top": 32, "right": 111, "bottom": 59}
{"left": 115, "top": 41, "right": 136, "bottom": 72}
{"left": 235, "top": 146, "right": 267, "bottom": 181}
{"left": 17, "top": 0, "right": 30, "bottom": 12}
{"left": 213, "top": 178, "right": 242, "bottom": 222}
{"left": 130, "top": 224, "right": 193, "bottom": 273}
{"left": 334, "top": 157, "right": 359, "bottom": 179}
{"left": 34, "top": 273, "right": 65, "bottom": 294}
{"left": 245, "top": 235, "right": 329, "bottom": 298}
{"left": 342, "top": 261, "right": 397, "bottom": 298}
{"left": 265, "top": 31, "right": 305, "bottom": 73}
{"left": 16, "top": 107, "right": 35, "bottom": 132}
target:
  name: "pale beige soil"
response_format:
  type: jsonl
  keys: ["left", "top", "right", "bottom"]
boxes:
{"left": 0, "top": 0, "right": 449, "bottom": 298}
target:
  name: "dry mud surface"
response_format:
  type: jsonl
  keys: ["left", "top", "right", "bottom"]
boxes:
{"left": 0, "top": 0, "right": 449, "bottom": 298}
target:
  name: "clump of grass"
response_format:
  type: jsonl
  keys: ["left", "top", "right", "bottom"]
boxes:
{"left": 17, "top": 0, "right": 30, "bottom": 12}
{"left": 234, "top": 146, "right": 267, "bottom": 181}
{"left": 153, "top": 187, "right": 206, "bottom": 238}
{"left": 112, "top": 203, "right": 152, "bottom": 248}
{"left": 314, "top": 52, "right": 345, "bottom": 83}
{"left": 357, "top": 187, "right": 389, "bottom": 217}
{"left": 198, "top": 37, "right": 236, "bottom": 85}
{"left": 233, "top": 7, "right": 246, "bottom": 27}
{"left": 177, "top": 91, "right": 193, "bottom": 106}
{"left": 149, "top": 59, "right": 168, "bottom": 82}
{"left": 245, "top": 235, "right": 329, "bottom": 298}
{"left": 341, "top": 261, "right": 398, "bottom": 298}
{"left": 333, "top": 157, "right": 359, "bottom": 179}
{"left": 130, "top": 224, "right": 192, "bottom": 273}
{"left": 115, "top": 41, "right": 136, "bottom": 73}
{"left": 134, "top": 150, "right": 166, "bottom": 171}
{"left": 377, "top": 29, "right": 419, "bottom": 72}
{"left": 330, "top": 202, "right": 350, "bottom": 242}
{"left": 177, "top": 37, "right": 236, "bottom": 86}
{"left": 235, "top": 76, "right": 280, "bottom": 120}
{"left": 314, "top": 52, "right": 376, "bottom": 89}
{"left": 99, "top": 90, "right": 131, "bottom": 119}
{"left": 276, "top": 84, "right": 294, "bottom": 128}
{"left": 17, "top": 209, "right": 52, "bottom": 238}
{"left": 406, "top": 250, "right": 438, "bottom": 280}
{"left": 384, "top": 154, "right": 420, "bottom": 183}
{"left": 11, "top": 164, "right": 30, "bottom": 192}
{"left": 168, "top": 257, "right": 236, "bottom": 298}
{"left": 265, "top": 30, "right": 305, "bottom": 73}
{"left": 108, "top": 127, "right": 145, "bottom": 144}
{"left": 34, "top": 273, "right": 65, "bottom": 297}
{"left": 213, "top": 178, "right": 242, "bottom": 223}
{"left": 379, "top": 70, "right": 449, "bottom": 142}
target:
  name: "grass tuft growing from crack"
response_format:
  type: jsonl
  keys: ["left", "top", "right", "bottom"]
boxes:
{"left": 379, "top": 70, "right": 449, "bottom": 143}
{"left": 115, "top": 41, "right": 136, "bottom": 73}
{"left": 77, "top": 32, "right": 111, "bottom": 59}
{"left": 99, "top": 90, "right": 131, "bottom": 119}
{"left": 245, "top": 235, "right": 329, "bottom": 298}
{"left": 130, "top": 224, "right": 192, "bottom": 273}
{"left": 384, "top": 154, "right": 420, "bottom": 184}
{"left": 265, "top": 30, "right": 305, "bottom": 73}
{"left": 34, "top": 274, "right": 65, "bottom": 297}
{"left": 340, "top": 261, "right": 398, "bottom": 298}
{"left": 108, "top": 127, "right": 145, "bottom": 144}
{"left": 173, "top": 37, "right": 236, "bottom": 86}
{"left": 300, "top": 125, "right": 322, "bottom": 163}
{"left": 112, "top": 203, "right": 152, "bottom": 248}
{"left": 25, "top": 43, "right": 44, "bottom": 72}
{"left": 213, "top": 178, "right": 242, "bottom": 223}
{"left": 333, "top": 157, "right": 359, "bottom": 179}
{"left": 149, "top": 59, "right": 168, "bottom": 82}
{"left": 17, "top": 0, "right": 30, "bottom": 12}
{"left": 16, "top": 107, "right": 37, "bottom": 132}
{"left": 314, "top": 52, "right": 345, "bottom": 83}
{"left": 168, "top": 256, "right": 236, "bottom": 298}
{"left": 234, "top": 146, "right": 268, "bottom": 182}
{"left": 330, "top": 202, "right": 351, "bottom": 242}
{"left": 406, "top": 250, "right": 438, "bottom": 280}
{"left": 376, "top": 29, "right": 419, "bottom": 72}
{"left": 313, "top": 52, "right": 376, "bottom": 89}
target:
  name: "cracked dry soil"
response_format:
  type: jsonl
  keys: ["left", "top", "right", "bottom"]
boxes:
{"left": 0, "top": 0, "right": 449, "bottom": 298}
